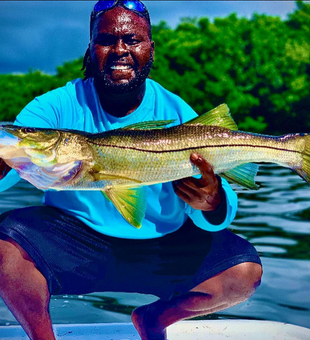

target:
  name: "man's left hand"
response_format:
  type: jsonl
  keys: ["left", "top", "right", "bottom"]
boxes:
{"left": 173, "top": 153, "right": 221, "bottom": 211}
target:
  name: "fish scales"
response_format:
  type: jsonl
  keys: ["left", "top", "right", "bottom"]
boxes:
{"left": 85, "top": 126, "right": 305, "bottom": 183}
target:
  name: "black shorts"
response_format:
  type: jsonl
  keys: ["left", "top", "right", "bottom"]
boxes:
{"left": 0, "top": 206, "right": 261, "bottom": 301}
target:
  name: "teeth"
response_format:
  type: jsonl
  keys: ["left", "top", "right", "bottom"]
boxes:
{"left": 111, "top": 65, "right": 131, "bottom": 70}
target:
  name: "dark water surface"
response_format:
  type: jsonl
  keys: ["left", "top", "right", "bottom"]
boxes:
{"left": 0, "top": 165, "right": 309, "bottom": 328}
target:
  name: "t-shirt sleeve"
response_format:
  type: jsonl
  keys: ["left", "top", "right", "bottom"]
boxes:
{"left": 14, "top": 90, "right": 62, "bottom": 128}
{"left": 0, "top": 168, "right": 21, "bottom": 193}
{"left": 185, "top": 177, "right": 238, "bottom": 231}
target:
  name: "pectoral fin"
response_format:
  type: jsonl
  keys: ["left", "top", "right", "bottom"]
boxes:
{"left": 221, "top": 163, "right": 259, "bottom": 190}
{"left": 92, "top": 172, "right": 142, "bottom": 184}
{"left": 102, "top": 186, "right": 147, "bottom": 228}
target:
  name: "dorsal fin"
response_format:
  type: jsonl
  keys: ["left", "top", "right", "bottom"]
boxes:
{"left": 185, "top": 104, "right": 238, "bottom": 130}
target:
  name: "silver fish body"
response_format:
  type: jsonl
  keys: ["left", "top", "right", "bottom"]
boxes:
{"left": 80, "top": 125, "right": 308, "bottom": 185}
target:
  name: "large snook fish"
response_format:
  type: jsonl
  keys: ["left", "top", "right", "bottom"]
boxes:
{"left": 0, "top": 104, "right": 309, "bottom": 228}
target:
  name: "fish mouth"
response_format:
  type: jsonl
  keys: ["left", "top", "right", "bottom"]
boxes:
{"left": 0, "top": 126, "right": 20, "bottom": 146}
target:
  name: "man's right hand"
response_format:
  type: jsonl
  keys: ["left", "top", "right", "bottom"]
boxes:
{"left": 0, "top": 159, "right": 11, "bottom": 180}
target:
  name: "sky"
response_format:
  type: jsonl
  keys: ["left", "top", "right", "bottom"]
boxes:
{"left": 0, "top": 1, "right": 299, "bottom": 75}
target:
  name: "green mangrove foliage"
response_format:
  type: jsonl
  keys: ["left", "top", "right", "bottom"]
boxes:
{"left": 0, "top": 1, "right": 309, "bottom": 134}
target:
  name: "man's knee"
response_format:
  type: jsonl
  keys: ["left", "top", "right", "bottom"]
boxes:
{"left": 231, "top": 262, "right": 263, "bottom": 286}
{"left": 192, "top": 262, "right": 262, "bottom": 302}
{"left": 222, "top": 262, "right": 263, "bottom": 300}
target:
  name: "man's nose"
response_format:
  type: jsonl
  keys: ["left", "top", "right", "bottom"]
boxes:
{"left": 113, "top": 39, "right": 128, "bottom": 56}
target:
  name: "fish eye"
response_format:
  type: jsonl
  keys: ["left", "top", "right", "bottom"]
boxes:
{"left": 23, "top": 128, "right": 35, "bottom": 133}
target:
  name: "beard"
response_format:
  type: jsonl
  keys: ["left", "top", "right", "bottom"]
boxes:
{"left": 92, "top": 53, "right": 154, "bottom": 95}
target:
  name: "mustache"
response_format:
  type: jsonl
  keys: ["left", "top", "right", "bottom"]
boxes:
{"left": 104, "top": 50, "right": 154, "bottom": 74}
{"left": 104, "top": 57, "right": 136, "bottom": 73}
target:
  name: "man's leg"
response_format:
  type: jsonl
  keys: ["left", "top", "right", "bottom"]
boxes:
{"left": 0, "top": 238, "right": 56, "bottom": 340}
{"left": 132, "top": 262, "right": 263, "bottom": 340}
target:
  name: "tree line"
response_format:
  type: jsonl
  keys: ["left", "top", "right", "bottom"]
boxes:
{"left": 0, "top": 1, "right": 309, "bottom": 134}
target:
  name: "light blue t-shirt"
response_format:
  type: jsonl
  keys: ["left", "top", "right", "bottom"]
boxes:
{"left": 0, "top": 78, "right": 238, "bottom": 239}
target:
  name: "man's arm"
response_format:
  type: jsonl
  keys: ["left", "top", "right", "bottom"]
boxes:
{"left": 174, "top": 153, "right": 237, "bottom": 230}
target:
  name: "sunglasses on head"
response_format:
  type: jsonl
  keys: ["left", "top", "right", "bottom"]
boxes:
{"left": 90, "top": 0, "right": 151, "bottom": 38}
{"left": 93, "top": 0, "right": 147, "bottom": 15}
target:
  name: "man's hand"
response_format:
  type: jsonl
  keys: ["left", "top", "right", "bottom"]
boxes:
{"left": 173, "top": 153, "right": 222, "bottom": 211}
{"left": 0, "top": 159, "right": 11, "bottom": 180}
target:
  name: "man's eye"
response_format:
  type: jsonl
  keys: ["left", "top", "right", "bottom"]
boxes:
{"left": 125, "top": 38, "right": 140, "bottom": 45}
{"left": 96, "top": 36, "right": 115, "bottom": 46}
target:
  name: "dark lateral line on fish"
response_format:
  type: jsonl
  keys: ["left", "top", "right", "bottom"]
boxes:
{"left": 88, "top": 142, "right": 301, "bottom": 154}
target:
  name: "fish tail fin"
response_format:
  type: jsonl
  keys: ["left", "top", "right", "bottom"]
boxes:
{"left": 295, "top": 135, "right": 310, "bottom": 184}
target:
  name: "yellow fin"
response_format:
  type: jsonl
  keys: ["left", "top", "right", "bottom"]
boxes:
{"left": 101, "top": 190, "right": 111, "bottom": 202}
{"left": 102, "top": 186, "right": 147, "bottom": 228}
{"left": 122, "top": 120, "right": 175, "bottom": 130}
{"left": 221, "top": 163, "right": 259, "bottom": 190}
{"left": 185, "top": 104, "right": 238, "bottom": 130}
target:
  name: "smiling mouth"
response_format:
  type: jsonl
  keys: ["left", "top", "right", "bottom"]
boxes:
{"left": 110, "top": 65, "right": 132, "bottom": 70}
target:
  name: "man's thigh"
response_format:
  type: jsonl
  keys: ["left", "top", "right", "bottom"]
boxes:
{"left": 0, "top": 206, "right": 117, "bottom": 295}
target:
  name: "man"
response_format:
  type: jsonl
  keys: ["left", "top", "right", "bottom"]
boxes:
{"left": 0, "top": 1, "right": 262, "bottom": 340}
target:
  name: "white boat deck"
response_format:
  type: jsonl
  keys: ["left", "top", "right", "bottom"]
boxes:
{"left": 0, "top": 320, "right": 309, "bottom": 340}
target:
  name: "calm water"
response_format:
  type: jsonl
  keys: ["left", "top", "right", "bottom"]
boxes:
{"left": 0, "top": 165, "right": 309, "bottom": 328}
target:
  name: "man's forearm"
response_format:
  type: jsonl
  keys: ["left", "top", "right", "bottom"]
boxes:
{"left": 202, "top": 175, "right": 227, "bottom": 225}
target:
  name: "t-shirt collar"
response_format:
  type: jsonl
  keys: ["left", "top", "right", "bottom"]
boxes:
{"left": 92, "top": 79, "right": 155, "bottom": 128}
